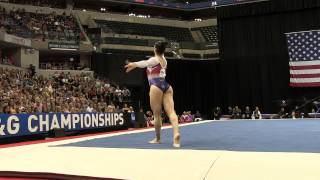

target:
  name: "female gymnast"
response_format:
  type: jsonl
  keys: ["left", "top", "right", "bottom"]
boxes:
{"left": 124, "top": 41, "right": 180, "bottom": 148}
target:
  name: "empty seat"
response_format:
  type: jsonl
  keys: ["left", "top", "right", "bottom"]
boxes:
{"left": 96, "top": 20, "right": 194, "bottom": 42}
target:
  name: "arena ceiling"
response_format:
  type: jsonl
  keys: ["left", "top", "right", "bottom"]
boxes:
{"left": 73, "top": 0, "right": 215, "bottom": 10}
{"left": 73, "top": 0, "right": 216, "bottom": 20}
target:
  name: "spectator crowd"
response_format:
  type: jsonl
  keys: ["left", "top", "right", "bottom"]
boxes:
{"left": 0, "top": 5, "right": 80, "bottom": 41}
{"left": 212, "top": 105, "right": 311, "bottom": 120}
{"left": 0, "top": 68, "right": 132, "bottom": 114}
{"left": 39, "top": 58, "right": 89, "bottom": 71}
{"left": 224, "top": 106, "right": 262, "bottom": 120}
{"left": 1, "top": 0, "right": 66, "bottom": 9}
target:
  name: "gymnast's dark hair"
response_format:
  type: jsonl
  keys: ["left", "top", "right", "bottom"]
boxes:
{"left": 154, "top": 41, "right": 168, "bottom": 55}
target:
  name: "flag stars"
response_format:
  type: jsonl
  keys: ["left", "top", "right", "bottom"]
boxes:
{"left": 287, "top": 31, "right": 320, "bottom": 63}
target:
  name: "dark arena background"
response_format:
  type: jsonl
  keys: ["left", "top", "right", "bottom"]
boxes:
{"left": 1, "top": 0, "right": 320, "bottom": 180}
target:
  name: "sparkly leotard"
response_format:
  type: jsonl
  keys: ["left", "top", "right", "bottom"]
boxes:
{"left": 135, "top": 57, "right": 170, "bottom": 92}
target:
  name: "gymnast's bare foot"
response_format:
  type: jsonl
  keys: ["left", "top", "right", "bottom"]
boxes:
{"left": 149, "top": 138, "right": 161, "bottom": 144}
{"left": 173, "top": 134, "right": 180, "bottom": 148}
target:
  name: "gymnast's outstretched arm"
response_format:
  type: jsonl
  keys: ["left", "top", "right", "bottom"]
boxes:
{"left": 134, "top": 57, "right": 159, "bottom": 68}
{"left": 125, "top": 57, "right": 159, "bottom": 72}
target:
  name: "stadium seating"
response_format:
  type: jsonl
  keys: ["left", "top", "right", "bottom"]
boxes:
{"left": 102, "top": 48, "right": 175, "bottom": 58}
{"left": 203, "top": 53, "right": 219, "bottom": 59}
{"left": 102, "top": 49, "right": 153, "bottom": 57}
{"left": 0, "top": 7, "right": 80, "bottom": 41}
{"left": 102, "top": 37, "right": 149, "bottom": 47}
{"left": 96, "top": 20, "right": 194, "bottom": 42}
{"left": 0, "top": 8, "right": 34, "bottom": 38}
{"left": 0, "top": 66, "right": 131, "bottom": 113}
{"left": 193, "top": 26, "right": 218, "bottom": 43}
{"left": 6, "top": 0, "right": 66, "bottom": 8}
{"left": 183, "top": 53, "right": 202, "bottom": 59}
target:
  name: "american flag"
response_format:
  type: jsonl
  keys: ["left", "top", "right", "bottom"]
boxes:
{"left": 286, "top": 30, "right": 320, "bottom": 87}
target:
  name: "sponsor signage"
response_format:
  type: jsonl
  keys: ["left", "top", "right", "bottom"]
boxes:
{"left": 48, "top": 42, "right": 79, "bottom": 50}
{"left": 0, "top": 113, "right": 126, "bottom": 138}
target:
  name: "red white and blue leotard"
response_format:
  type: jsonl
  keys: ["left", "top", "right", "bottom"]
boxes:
{"left": 135, "top": 57, "right": 170, "bottom": 92}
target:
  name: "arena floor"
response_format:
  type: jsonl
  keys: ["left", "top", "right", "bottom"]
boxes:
{"left": 1, "top": 120, "right": 320, "bottom": 180}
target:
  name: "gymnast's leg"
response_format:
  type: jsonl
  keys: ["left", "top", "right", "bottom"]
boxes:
{"left": 163, "top": 86, "right": 180, "bottom": 148}
{"left": 149, "top": 85, "right": 163, "bottom": 144}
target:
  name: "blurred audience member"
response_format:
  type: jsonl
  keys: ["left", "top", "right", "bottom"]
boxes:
{"left": 146, "top": 110, "right": 154, "bottom": 127}
{"left": 242, "top": 106, "right": 251, "bottom": 119}
{"left": 232, "top": 106, "right": 242, "bottom": 119}
{"left": 179, "top": 111, "right": 188, "bottom": 123}
{"left": 213, "top": 106, "right": 221, "bottom": 120}
{"left": 227, "top": 106, "right": 233, "bottom": 116}
{"left": 122, "top": 103, "right": 130, "bottom": 113}
{"left": 292, "top": 106, "right": 301, "bottom": 119}
{"left": 194, "top": 110, "right": 202, "bottom": 122}
{"left": 278, "top": 107, "right": 288, "bottom": 119}
{"left": 252, "top": 106, "right": 262, "bottom": 119}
